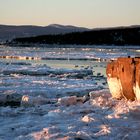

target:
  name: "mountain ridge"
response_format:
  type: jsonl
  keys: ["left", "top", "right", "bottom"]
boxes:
{"left": 0, "top": 24, "right": 90, "bottom": 41}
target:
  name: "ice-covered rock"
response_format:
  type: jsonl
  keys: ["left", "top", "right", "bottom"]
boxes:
{"left": 58, "top": 96, "right": 77, "bottom": 106}
{"left": 89, "top": 90, "right": 111, "bottom": 99}
{"left": 21, "top": 95, "right": 48, "bottom": 107}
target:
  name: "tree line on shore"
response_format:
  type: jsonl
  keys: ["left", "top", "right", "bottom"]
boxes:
{"left": 11, "top": 26, "right": 140, "bottom": 45}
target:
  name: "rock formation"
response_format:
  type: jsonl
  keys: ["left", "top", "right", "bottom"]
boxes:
{"left": 106, "top": 57, "right": 140, "bottom": 101}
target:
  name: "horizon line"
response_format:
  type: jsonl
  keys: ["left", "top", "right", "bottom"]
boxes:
{"left": 0, "top": 23, "right": 140, "bottom": 29}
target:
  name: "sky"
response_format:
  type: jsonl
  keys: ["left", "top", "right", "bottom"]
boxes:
{"left": 0, "top": 0, "right": 140, "bottom": 28}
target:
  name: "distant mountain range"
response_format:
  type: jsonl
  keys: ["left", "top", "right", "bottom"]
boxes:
{"left": 0, "top": 24, "right": 90, "bottom": 41}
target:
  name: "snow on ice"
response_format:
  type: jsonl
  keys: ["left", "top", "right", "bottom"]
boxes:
{"left": 0, "top": 90, "right": 140, "bottom": 139}
{"left": 0, "top": 46, "right": 140, "bottom": 139}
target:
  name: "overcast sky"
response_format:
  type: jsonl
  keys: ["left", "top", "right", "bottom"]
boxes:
{"left": 0, "top": 0, "right": 140, "bottom": 28}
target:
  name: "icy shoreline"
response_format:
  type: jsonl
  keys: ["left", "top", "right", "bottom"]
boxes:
{"left": 1, "top": 90, "right": 140, "bottom": 139}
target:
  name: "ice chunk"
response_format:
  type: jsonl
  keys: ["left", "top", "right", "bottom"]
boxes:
{"left": 21, "top": 95, "right": 48, "bottom": 107}
{"left": 58, "top": 96, "right": 77, "bottom": 106}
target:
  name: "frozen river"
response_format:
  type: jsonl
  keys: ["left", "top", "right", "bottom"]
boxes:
{"left": 0, "top": 45, "right": 140, "bottom": 139}
{"left": 0, "top": 45, "right": 140, "bottom": 95}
